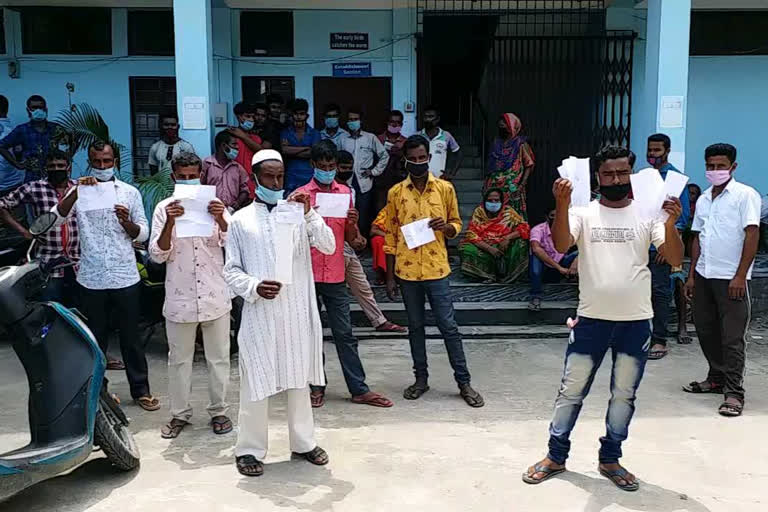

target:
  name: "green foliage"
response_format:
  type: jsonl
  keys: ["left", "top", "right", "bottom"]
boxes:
{"left": 135, "top": 169, "right": 175, "bottom": 222}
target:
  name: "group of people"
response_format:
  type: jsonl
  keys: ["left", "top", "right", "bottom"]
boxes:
{"left": 0, "top": 92, "right": 759, "bottom": 489}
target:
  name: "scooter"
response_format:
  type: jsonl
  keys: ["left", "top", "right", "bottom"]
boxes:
{"left": 0, "top": 212, "right": 140, "bottom": 502}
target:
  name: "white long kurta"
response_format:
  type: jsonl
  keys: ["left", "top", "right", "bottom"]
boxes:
{"left": 224, "top": 203, "right": 336, "bottom": 401}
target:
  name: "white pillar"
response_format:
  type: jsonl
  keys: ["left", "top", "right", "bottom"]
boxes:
{"left": 392, "top": 1, "right": 418, "bottom": 135}
{"left": 644, "top": 0, "right": 691, "bottom": 170}
{"left": 173, "top": 0, "right": 215, "bottom": 156}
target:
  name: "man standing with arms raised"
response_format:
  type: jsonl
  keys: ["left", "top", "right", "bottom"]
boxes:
{"left": 522, "top": 146, "right": 683, "bottom": 491}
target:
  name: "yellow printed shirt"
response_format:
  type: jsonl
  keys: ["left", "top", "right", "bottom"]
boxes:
{"left": 384, "top": 174, "right": 462, "bottom": 281}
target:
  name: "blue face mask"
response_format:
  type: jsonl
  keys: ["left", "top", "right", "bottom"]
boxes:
{"left": 91, "top": 167, "right": 114, "bottom": 182}
{"left": 347, "top": 120, "right": 361, "bottom": 132}
{"left": 314, "top": 168, "right": 337, "bottom": 185}
{"left": 224, "top": 146, "right": 239, "bottom": 161}
{"left": 30, "top": 109, "right": 47, "bottom": 121}
{"left": 325, "top": 117, "right": 339, "bottom": 129}
{"left": 58, "top": 143, "right": 70, "bottom": 153}
{"left": 240, "top": 120, "right": 254, "bottom": 131}
{"left": 485, "top": 201, "right": 502, "bottom": 213}
{"left": 176, "top": 178, "right": 201, "bottom": 186}
{"left": 256, "top": 183, "right": 284, "bottom": 205}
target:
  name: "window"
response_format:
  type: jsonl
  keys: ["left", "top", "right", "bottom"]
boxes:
{"left": 240, "top": 11, "right": 293, "bottom": 57}
{"left": 21, "top": 7, "right": 111, "bottom": 55}
{"left": 129, "top": 77, "right": 178, "bottom": 176}
{"left": 128, "top": 10, "right": 174, "bottom": 56}
{"left": 241, "top": 76, "right": 295, "bottom": 104}
{"left": 690, "top": 11, "right": 768, "bottom": 56}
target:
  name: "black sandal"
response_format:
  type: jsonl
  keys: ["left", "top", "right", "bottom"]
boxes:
{"left": 292, "top": 446, "right": 329, "bottom": 466}
{"left": 718, "top": 401, "right": 744, "bottom": 417}
{"left": 682, "top": 380, "right": 723, "bottom": 394}
{"left": 522, "top": 463, "right": 566, "bottom": 484}
{"left": 459, "top": 384, "right": 485, "bottom": 408}
{"left": 677, "top": 334, "right": 693, "bottom": 345}
{"left": 160, "top": 418, "right": 188, "bottom": 439}
{"left": 211, "top": 415, "right": 233, "bottom": 435}
{"left": 647, "top": 347, "right": 668, "bottom": 360}
{"left": 236, "top": 455, "right": 264, "bottom": 477}
{"left": 403, "top": 381, "right": 429, "bottom": 400}
{"left": 599, "top": 465, "right": 640, "bottom": 492}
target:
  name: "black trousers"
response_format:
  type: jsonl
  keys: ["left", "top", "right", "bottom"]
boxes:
{"left": 692, "top": 272, "right": 750, "bottom": 402}
{"left": 80, "top": 282, "right": 150, "bottom": 399}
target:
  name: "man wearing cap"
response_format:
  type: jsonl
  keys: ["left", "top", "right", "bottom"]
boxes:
{"left": 224, "top": 149, "right": 334, "bottom": 477}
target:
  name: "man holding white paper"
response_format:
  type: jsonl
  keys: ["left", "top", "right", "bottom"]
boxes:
{"left": 384, "top": 135, "right": 484, "bottom": 408}
{"left": 645, "top": 134, "right": 691, "bottom": 359}
{"left": 523, "top": 145, "right": 683, "bottom": 490}
{"left": 224, "top": 149, "right": 334, "bottom": 477}
{"left": 297, "top": 140, "right": 394, "bottom": 409}
{"left": 149, "top": 152, "right": 233, "bottom": 439}
{"left": 52, "top": 140, "right": 159, "bottom": 411}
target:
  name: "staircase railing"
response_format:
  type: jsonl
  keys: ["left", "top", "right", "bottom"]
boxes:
{"left": 469, "top": 92, "right": 488, "bottom": 176}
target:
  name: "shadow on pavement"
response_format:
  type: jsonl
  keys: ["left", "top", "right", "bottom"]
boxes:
{"left": 0, "top": 457, "right": 138, "bottom": 512}
{"left": 160, "top": 427, "right": 235, "bottom": 470}
{"left": 561, "top": 471, "right": 712, "bottom": 512}
{"left": 237, "top": 460, "right": 354, "bottom": 511}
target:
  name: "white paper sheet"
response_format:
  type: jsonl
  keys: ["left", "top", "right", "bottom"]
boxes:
{"left": 274, "top": 226, "right": 295, "bottom": 285}
{"left": 315, "top": 192, "right": 350, "bottom": 218}
{"left": 660, "top": 170, "right": 690, "bottom": 221}
{"left": 630, "top": 168, "right": 666, "bottom": 221}
{"left": 182, "top": 96, "right": 208, "bottom": 130}
{"left": 275, "top": 200, "right": 305, "bottom": 225}
{"left": 77, "top": 182, "right": 118, "bottom": 212}
{"left": 567, "top": 156, "right": 591, "bottom": 208}
{"left": 400, "top": 218, "right": 436, "bottom": 250}
{"left": 660, "top": 95, "right": 684, "bottom": 128}
{"left": 174, "top": 184, "right": 217, "bottom": 238}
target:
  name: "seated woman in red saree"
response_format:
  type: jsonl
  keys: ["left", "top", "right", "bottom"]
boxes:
{"left": 369, "top": 208, "right": 388, "bottom": 285}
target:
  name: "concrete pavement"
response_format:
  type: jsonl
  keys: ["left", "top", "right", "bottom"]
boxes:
{"left": 1, "top": 336, "right": 767, "bottom": 511}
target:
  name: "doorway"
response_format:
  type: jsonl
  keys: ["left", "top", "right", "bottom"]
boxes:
{"left": 241, "top": 76, "right": 295, "bottom": 104}
{"left": 313, "top": 77, "right": 392, "bottom": 133}
{"left": 129, "top": 77, "right": 177, "bottom": 177}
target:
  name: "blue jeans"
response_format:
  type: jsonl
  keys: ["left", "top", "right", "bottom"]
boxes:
{"left": 529, "top": 252, "right": 578, "bottom": 298}
{"left": 547, "top": 317, "right": 651, "bottom": 465}
{"left": 312, "top": 282, "right": 369, "bottom": 397}
{"left": 648, "top": 251, "right": 671, "bottom": 345}
{"left": 398, "top": 277, "right": 471, "bottom": 385}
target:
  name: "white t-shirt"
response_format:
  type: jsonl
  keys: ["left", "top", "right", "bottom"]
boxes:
{"left": 570, "top": 201, "right": 666, "bottom": 321}
{"left": 692, "top": 178, "right": 760, "bottom": 280}
{"left": 148, "top": 139, "right": 195, "bottom": 172}
{"left": 419, "top": 128, "right": 460, "bottom": 177}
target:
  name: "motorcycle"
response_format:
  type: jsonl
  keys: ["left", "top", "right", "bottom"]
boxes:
{"left": 0, "top": 212, "right": 140, "bottom": 502}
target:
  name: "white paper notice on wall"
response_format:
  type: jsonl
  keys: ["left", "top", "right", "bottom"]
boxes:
{"left": 668, "top": 151, "right": 686, "bottom": 173}
{"left": 182, "top": 96, "right": 208, "bottom": 130}
{"left": 659, "top": 96, "right": 684, "bottom": 128}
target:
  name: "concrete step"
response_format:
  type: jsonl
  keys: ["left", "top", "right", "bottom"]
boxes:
{"left": 452, "top": 179, "right": 484, "bottom": 194}
{"left": 453, "top": 167, "right": 484, "bottom": 180}
{"left": 324, "top": 324, "right": 571, "bottom": 341}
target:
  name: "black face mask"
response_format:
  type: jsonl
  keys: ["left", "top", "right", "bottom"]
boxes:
{"left": 600, "top": 183, "right": 631, "bottom": 201}
{"left": 406, "top": 161, "right": 429, "bottom": 178}
{"left": 337, "top": 172, "right": 354, "bottom": 182}
{"left": 47, "top": 170, "right": 69, "bottom": 186}
{"left": 498, "top": 127, "right": 509, "bottom": 138}
{"left": 423, "top": 120, "right": 436, "bottom": 130}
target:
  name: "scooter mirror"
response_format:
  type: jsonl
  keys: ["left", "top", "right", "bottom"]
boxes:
{"left": 29, "top": 212, "right": 58, "bottom": 236}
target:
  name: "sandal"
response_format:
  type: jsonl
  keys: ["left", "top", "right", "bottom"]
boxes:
{"left": 682, "top": 380, "right": 723, "bottom": 394}
{"left": 211, "top": 415, "right": 233, "bottom": 435}
{"left": 135, "top": 395, "right": 161, "bottom": 411}
{"left": 292, "top": 446, "right": 329, "bottom": 466}
{"left": 236, "top": 455, "right": 264, "bottom": 477}
{"left": 647, "top": 347, "right": 668, "bottom": 360}
{"left": 161, "top": 418, "right": 188, "bottom": 439}
{"left": 528, "top": 298, "right": 541, "bottom": 312}
{"left": 350, "top": 391, "right": 394, "bottom": 408}
{"left": 718, "top": 400, "right": 744, "bottom": 417}
{"left": 403, "top": 381, "right": 430, "bottom": 400}
{"left": 522, "top": 463, "right": 566, "bottom": 485}
{"left": 677, "top": 334, "right": 693, "bottom": 345}
{"left": 375, "top": 321, "right": 407, "bottom": 333}
{"left": 459, "top": 384, "right": 485, "bottom": 408}
{"left": 310, "top": 390, "right": 325, "bottom": 408}
{"left": 106, "top": 358, "right": 125, "bottom": 371}
{"left": 599, "top": 465, "right": 640, "bottom": 492}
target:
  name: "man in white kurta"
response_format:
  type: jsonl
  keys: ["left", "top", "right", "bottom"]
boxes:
{"left": 224, "top": 149, "right": 335, "bottom": 477}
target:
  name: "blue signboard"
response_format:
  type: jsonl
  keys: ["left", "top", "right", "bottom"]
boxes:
{"left": 332, "top": 62, "right": 372, "bottom": 78}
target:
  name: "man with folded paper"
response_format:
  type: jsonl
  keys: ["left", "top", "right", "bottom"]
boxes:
{"left": 523, "top": 145, "right": 683, "bottom": 491}
{"left": 149, "top": 151, "right": 233, "bottom": 439}
{"left": 224, "top": 149, "right": 334, "bottom": 477}
{"left": 645, "top": 134, "right": 691, "bottom": 358}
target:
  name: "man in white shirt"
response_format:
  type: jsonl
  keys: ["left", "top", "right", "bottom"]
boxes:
{"left": 53, "top": 141, "right": 159, "bottom": 412}
{"left": 147, "top": 112, "right": 195, "bottom": 175}
{"left": 683, "top": 143, "right": 760, "bottom": 418}
{"left": 523, "top": 146, "right": 683, "bottom": 491}
{"left": 418, "top": 105, "right": 463, "bottom": 180}
{"left": 319, "top": 102, "right": 350, "bottom": 149}
{"left": 339, "top": 106, "right": 389, "bottom": 236}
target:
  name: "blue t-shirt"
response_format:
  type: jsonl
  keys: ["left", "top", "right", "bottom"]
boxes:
{"left": 0, "top": 118, "right": 24, "bottom": 191}
{"left": 280, "top": 124, "right": 321, "bottom": 190}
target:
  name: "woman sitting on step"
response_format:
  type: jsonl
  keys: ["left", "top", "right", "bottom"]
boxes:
{"left": 458, "top": 188, "right": 530, "bottom": 284}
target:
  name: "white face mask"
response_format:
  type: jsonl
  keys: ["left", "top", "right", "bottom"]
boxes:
{"left": 91, "top": 167, "right": 114, "bottom": 182}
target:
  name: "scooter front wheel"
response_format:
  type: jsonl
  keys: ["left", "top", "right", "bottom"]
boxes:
{"left": 94, "top": 395, "right": 141, "bottom": 471}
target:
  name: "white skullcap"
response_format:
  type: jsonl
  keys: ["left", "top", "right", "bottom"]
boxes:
{"left": 252, "top": 149, "right": 283, "bottom": 167}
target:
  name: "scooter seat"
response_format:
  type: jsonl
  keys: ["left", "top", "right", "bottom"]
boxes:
{"left": 0, "top": 435, "right": 89, "bottom": 468}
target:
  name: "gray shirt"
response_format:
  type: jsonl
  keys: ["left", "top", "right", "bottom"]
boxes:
{"left": 340, "top": 131, "right": 389, "bottom": 194}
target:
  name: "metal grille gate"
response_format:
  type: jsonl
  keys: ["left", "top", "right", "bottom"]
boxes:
{"left": 417, "top": 1, "right": 635, "bottom": 225}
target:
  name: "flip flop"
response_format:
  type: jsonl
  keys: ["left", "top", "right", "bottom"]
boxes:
{"left": 718, "top": 401, "right": 743, "bottom": 417}
{"left": 106, "top": 358, "right": 125, "bottom": 370}
{"left": 236, "top": 455, "right": 263, "bottom": 477}
{"left": 291, "top": 446, "right": 329, "bottom": 466}
{"left": 647, "top": 348, "right": 668, "bottom": 360}
{"left": 350, "top": 392, "right": 394, "bottom": 408}
{"left": 135, "top": 395, "right": 161, "bottom": 411}
{"left": 522, "top": 463, "right": 566, "bottom": 485}
{"left": 599, "top": 466, "right": 640, "bottom": 492}
{"left": 677, "top": 334, "right": 693, "bottom": 345}
{"left": 403, "top": 382, "right": 430, "bottom": 400}
{"left": 375, "top": 321, "right": 407, "bottom": 333}
{"left": 310, "top": 391, "right": 325, "bottom": 408}
{"left": 161, "top": 419, "right": 188, "bottom": 439}
{"left": 211, "top": 415, "right": 233, "bottom": 435}
{"left": 682, "top": 380, "right": 723, "bottom": 394}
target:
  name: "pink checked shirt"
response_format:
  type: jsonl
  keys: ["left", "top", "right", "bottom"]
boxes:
{"left": 149, "top": 197, "right": 232, "bottom": 323}
{"left": 530, "top": 221, "right": 564, "bottom": 266}
{"left": 297, "top": 179, "right": 353, "bottom": 284}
